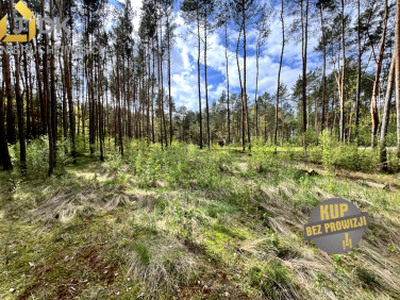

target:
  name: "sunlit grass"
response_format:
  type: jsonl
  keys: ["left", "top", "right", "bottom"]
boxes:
{"left": 1, "top": 141, "right": 400, "bottom": 299}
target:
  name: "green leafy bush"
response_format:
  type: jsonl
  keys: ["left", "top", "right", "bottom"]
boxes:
{"left": 319, "top": 132, "right": 379, "bottom": 172}
{"left": 10, "top": 138, "right": 48, "bottom": 175}
{"left": 308, "top": 145, "right": 323, "bottom": 164}
{"left": 105, "top": 152, "right": 122, "bottom": 173}
{"left": 249, "top": 139, "right": 280, "bottom": 173}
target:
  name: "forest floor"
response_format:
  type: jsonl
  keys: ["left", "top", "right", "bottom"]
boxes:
{"left": 1, "top": 143, "right": 400, "bottom": 299}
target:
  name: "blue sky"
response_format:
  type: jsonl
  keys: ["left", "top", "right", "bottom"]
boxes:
{"left": 110, "top": 0, "right": 322, "bottom": 111}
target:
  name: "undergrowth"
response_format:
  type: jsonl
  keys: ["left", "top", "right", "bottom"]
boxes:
{"left": 1, "top": 141, "right": 400, "bottom": 299}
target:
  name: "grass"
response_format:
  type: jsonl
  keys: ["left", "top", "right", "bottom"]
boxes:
{"left": 1, "top": 141, "right": 400, "bottom": 299}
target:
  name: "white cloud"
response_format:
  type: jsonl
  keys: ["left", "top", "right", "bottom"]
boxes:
{"left": 128, "top": 2, "right": 322, "bottom": 112}
{"left": 128, "top": 0, "right": 144, "bottom": 32}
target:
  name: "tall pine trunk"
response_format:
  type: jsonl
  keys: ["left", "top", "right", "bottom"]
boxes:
{"left": 255, "top": 43, "right": 260, "bottom": 138}
{"left": 197, "top": 8, "right": 203, "bottom": 149}
{"left": 301, "top": 0, "right": 309, "bottom": 135}
{"left": 371, "top": 0, "right": 388, "bottom": 147}
{"left": 275, "top": 0, "right": 285, "bottom": 146}
{"left": 242, "top": 0, "right": 250, "bottom": 151}
{"left": 204, "top": 15, "right": 210, "bottom": 148}
{"left": 340, "top": 0, "right": 346, "bottom": 142}
{"left": 167, "top": 20, "right": 173, "bottom": 145}
{"left": 380, "top": 53, "right": 396, "bottom": 171}
{"left": 0, "top": 40, "right": 12, "bottom": 170}
{"left": 354, "top": 0, "right": 361, "bottom": 141}
{"left": 2, "top": 1, "right": 16, "bottom": 144}
{"left": 396, "top": 0, "right": 400, "bottom": 157}
{"left": 236, "top": 25, "right": 245, "bottom": 151}
{"left": 9, "top": 0, "right": 26, "bottom": 172}
{"left": 225, "top": 23, "right": 231, "bottom": 144}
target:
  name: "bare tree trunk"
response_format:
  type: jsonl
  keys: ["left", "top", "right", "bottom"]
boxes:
{"left": 0, "top": 41, "right": 12, "bottom": 170}
{"left": 348, "top": 96, "right": 354, "bottom": 141}
{"left": 197, "top": 8, "right": 203, "bottom": 149}
{"left": 225, "top": 23, "right": 231, "bottom": 144}
{"left": 116, "top": 53, "right": 124, "bottom": 155}
{"left": 236, "top": 25, "right": 245, "bottom": 151}
{"left": 340, "top": 0, "right": 346, "bottom": 142}
{"left": 67, "top": 5, "right": 76, "bottom": 161}
{"left": 301, "top": 0, "right": 309, "bottom": 135}
{"left": 160, "top": 24, "right": 167, "bottom": 148}
{"left": 23, "top": 53, "right": 31, "bottom": 140}
{"left": 61, "top": 57, "right": 68, "bottom": 155}
{"left": 98, "top": 54, "right": 104, "bottom": 162}
{"left": 1, "top": 39, "right": 16, "bottom": 146}
{"left": 354, "top": 0, "right": 361, "bottom": 141}
{"left": 315, "top": 96, "right": 319, "bottom": 136}
{"left": 204, "top": 15, "right": 210, "bottom": 149}
{"left": 242, "top": 0, "right": 251, "bottom": 151}
{"left": 9, "top": 1, "right": 26, "bottom": 172}
{"left": 1, "top": 0, "right": 16, "bottom": 144}
{"left": 371, "top": 0, "right": 388, "bottom": 147}
{"left": 380, "top": 53, "right": 396, "bottom": 171}
{"left": 255, "top": 43, "right": 260, "bottom": 138}
{"left": 275, "top": 0, "right": 285, "bottom": 146}
{"left": 45, "top": 0, "right": 55, "bottom": 175}
{"left": 30, "top": 37, "right": 46, "bottom": 135}
{"left": 151, "top": 39, "right": 155, "bottom": 143}
{"left": 396, "top": 0, "right": 400, "bottom": 157}
{"left": 167, "top": 19, "right": 173, "bottom": 145}
{"left": 146, "top": 47, "right": 151, "bottom": 144}
{"left": 321, "top": 4, "right": 327, "bottom": 132}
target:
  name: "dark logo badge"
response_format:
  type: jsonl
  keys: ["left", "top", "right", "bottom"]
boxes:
{"left": 304, "top": 198, "right": 368, "bottom": 254}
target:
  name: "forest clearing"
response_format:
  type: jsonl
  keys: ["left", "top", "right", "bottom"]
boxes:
{"left": 1, "top": 0, "right": 400, "bottom": 298}
{"left": 1, "top": 141, "right": 400, "bottom": 299}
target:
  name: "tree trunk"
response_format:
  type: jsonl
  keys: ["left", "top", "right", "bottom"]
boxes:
{"left": 60, "top": 54, "right": 68, "bottom": 152}
{"left": 67, "top": 5, "right": 76, "bottom": 161}
{"left": 23, "top": 53, "right": 31, "bottom": 140}
{"left": 255, "top": 43, "right": 260, "bottom": 138}
{"left": 380, "top": 53, "right": 396, "bottom": 171}
{"left": 321, "top": 4, "right": 327, "bottom": 132}
{"left": 225, "top": 23, "right": 231, "bottom": 144}
{"left": 301, "top": 0, "right": 309, "bottom": 135}
{"left": 197, "top": 8, "right": 203, "bottom": 149}
{"left": 98, "top": 54, "right": 104, "bottom": 162}
{"left": 146, "top": 47, "right": 151, "bottom": 144}
{"left": 1, "top": 34, "right": 16, "bottom": 146}
{"left": 354, "top": 0, "right": 361, "bottom": 141}
{"left": 2, "top": 0, "right": 16, "bottom": 144}
{"left": 167, "top": 19, "right": 173, "bottom": 145}
{"left": 160, "top": 23, "right": 167, "bottom": 148}
{"left": 242, "top": 0, "right": 250, "bottom": 151}
{"left": 340, "top": 0, "right": 346, "bottom": 142}
{"left": 371, "top": 0, "right": 388, "bottom": 148}
{"left": 0, "top": 71, "right": 12, "bottom": 170}
{"left": 396, "top": 0, "right": 400, "bottom": 157}
{"left": 204, "top": 15, "right": 210, "bottom": 148}
{"left": 50, "top": 0, "right": 57, "bottom": 171}
{"left": 10, "top": 1, "right": 26, "bottom": 172}
{"left": 236, "top": 25, "right": 245, "bottom": 151}
{"left": 275, "top": 0, "right": 285, "bottom": 146}
{"left": 151, "top": 39, "right": 155, "bottom": 143}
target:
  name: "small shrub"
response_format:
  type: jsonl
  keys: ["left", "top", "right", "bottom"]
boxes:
{"left": 105, "top": 152, "right": 122, "bottom": 173}
{"left": 249, "top": 140, "right": 280, "bottom": 173}
{"left": 308, "top": 145, "right": 323, "bottom": 164}
{"left": 11, "top": 137, "right": 48, "bottom": 175}
{"left": 320, "top": 132, "right": 379, "bottom": 172}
